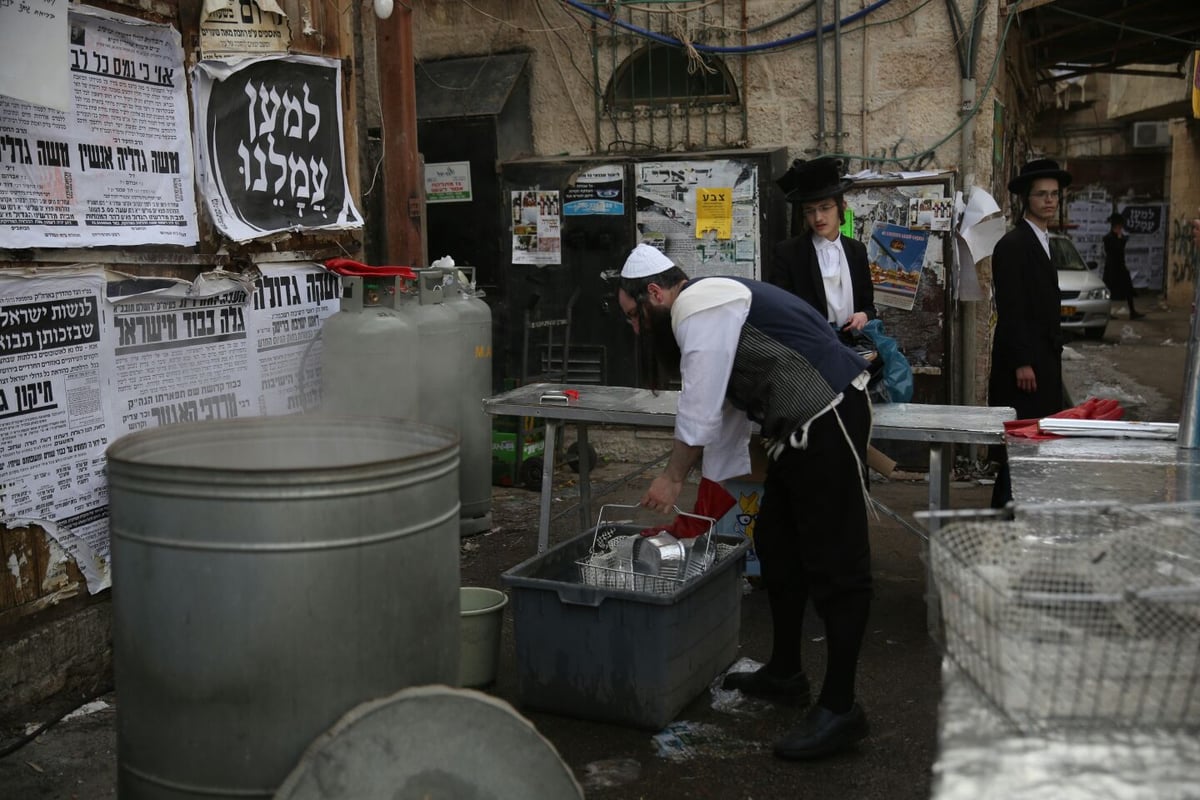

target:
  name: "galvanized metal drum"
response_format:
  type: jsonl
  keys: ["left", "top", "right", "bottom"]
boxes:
{"left": 106, "top": 415, "right": 461, "bottom": 799}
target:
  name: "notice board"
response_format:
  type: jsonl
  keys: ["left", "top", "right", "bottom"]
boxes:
{"left": 842, "top": 174, "right": 956, "bottom": 403}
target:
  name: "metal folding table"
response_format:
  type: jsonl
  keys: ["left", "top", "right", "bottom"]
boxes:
{"left": 482, "top": 382, "right": 1014, "bottom": 554}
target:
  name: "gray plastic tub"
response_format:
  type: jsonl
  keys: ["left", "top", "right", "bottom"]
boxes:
{"left": 501, "top": 528, "right": 749, "bottom": 730}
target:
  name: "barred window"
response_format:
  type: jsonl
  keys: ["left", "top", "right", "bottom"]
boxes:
{"left": 605, "top": 44, "right": 738, "bottom": 110}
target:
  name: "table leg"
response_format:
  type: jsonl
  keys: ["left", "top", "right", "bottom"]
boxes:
{"left": 577, "top": 424, "right": 592, "bottom": 534}
{"left": 924, "top": 442, "right": 951, "bottom": 642}
{"left": 537, "top": 420, "right": 559, "bottom": 553}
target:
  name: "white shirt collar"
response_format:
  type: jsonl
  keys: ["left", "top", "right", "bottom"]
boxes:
{"left": 811, "top": 232, "right": 842, "bottom": 252}
{"left": 1024, "top": 217, "right": 1051, "bottom": 258}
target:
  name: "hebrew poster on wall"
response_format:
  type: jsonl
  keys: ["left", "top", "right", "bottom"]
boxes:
{"left": 192, "top": 54, "right": 363, "bottom": 242}
{"left": 0, "top": 269, "right": 113, "bottom": 591}
{"left": 0, "top": 6, "right": 198, "bottom": 248}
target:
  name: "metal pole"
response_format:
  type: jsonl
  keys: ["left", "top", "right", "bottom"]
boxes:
{"left": 814, "top": 0, "right": 825, "bottom": 151}
{"left": 1178, "top": 280, "right": 1200, "bottom": 448}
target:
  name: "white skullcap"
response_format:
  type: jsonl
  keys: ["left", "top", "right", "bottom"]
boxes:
{"left": 620, "top": 243, "right": 675, "bottom": 279}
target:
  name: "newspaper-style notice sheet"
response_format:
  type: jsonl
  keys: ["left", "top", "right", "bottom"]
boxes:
{"left": 108, "top": 277, "right": 260, "bottom": 438}
{"left": 251, "top": 263, "right": 340, "bottom": 416}
{"left": 0, "top": 6, "right": 198, "bottom": 247}
{"left": 0, "top": 269, "right": 114, "bottom": 592}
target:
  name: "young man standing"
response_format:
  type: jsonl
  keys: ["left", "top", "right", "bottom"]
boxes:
{"left": 770, "top": 158, "right": 877, "bottom": 336}
{"left": 988, "top": 158, "right": 1071, "bottom": 508}
{"left": 616, "top": 243, "right": 874, "bottom": 760}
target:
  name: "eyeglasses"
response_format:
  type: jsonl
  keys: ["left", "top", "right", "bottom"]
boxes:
{"left": 802, "top": 202, "right": 838, "bottom": 218}
{"left": 1030, "top": 190, "right": 1060, "bottom": 200}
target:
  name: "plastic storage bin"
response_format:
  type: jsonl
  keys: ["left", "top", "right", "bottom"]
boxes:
{"left": 501, "top": 528, "right": 750, "bottom": 730}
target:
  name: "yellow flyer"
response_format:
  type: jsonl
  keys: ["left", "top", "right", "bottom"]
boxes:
{"left": 695, "top": 187, "right": 733, "bottom": 239}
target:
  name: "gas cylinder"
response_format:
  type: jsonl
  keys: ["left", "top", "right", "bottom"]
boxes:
{"left": 411, "top": 267, "right": 492, "bottom": 535}
{"left": 319, "top": 265, "right": 419, "bottom": 419}
{"left": 443, "top": 266, "right": 493, "bottom": 535}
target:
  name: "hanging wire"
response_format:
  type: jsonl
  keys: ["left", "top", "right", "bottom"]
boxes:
{"left": 560, "top": 0, "right": 900, "bottom": 54}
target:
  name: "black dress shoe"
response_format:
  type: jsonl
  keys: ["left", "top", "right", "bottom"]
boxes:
{"left": 1130, "top": 312, "right": 1146, "bottom": 320}
{"left": 773, "top": 703, "right": 868, "bottom": 760}
{"left": 721, "top": 666, "right": 811, "bottom": 705}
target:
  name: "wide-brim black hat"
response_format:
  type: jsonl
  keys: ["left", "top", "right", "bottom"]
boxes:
{"left": 1008, "top": 158, "right": 1072, "bottom": 194}
{"left": 776, "top": 157, "right": 854, "bottom": 203}
{"left": 1107, "top": 212, "right": 1126, "bottom": 225}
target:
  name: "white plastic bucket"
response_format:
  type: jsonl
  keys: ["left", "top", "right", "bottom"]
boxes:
{"left": 460, "top": 587, "right": 508, "bottom": 687}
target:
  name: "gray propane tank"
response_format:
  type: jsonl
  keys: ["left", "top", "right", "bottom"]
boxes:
{"left": 440, "top": 264, "right": 494, "bottom": 535}
{"left": 319, "top": 265, "right": 419, "bottom": 419}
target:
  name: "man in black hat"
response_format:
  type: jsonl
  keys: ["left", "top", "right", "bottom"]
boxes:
{"left": 1102, "top": 211, "right": 1143, "bottom": 320}
{"left": 988, "top": 158, "right": 1071, "bottom": 508}
{"left": 770, "top": 158, "right": 876, "bottom": 335}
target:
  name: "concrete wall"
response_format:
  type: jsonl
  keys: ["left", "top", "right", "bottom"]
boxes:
{"left": 410, "top": 0, "right": 1000, "bottom": 177}
{"left": 409, "top": 0, "right": 1006, "bottom": 407}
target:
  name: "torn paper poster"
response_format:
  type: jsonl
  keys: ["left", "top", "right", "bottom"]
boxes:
{"left": 199, "top": 0, "right": 291, "bottom": 60}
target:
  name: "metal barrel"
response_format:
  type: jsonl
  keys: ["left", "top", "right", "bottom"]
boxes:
{"left": 106, "top": 415, "right": 461, "bottom": 799}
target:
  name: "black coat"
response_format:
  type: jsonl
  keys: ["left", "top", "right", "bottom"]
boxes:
{"left": 1102, "top": 231, "right": 1134, "bottom": 300}
{"left": 770, "top": 234, "right": 876, "bottom": 326}
{"left": 988, "top": 222, "right": 1065, "bottom": 419}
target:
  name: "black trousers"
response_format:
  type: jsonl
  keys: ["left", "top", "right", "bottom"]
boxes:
{"left": 753, "top": 387, "right": 873, "bottom": 712}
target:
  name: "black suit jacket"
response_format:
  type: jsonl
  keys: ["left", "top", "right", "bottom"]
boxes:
{"left": 770, "top": 234, "right": 876, "bottom": 326}
{"left": 988, "top": 221, "right": 1064, "bottom": 418}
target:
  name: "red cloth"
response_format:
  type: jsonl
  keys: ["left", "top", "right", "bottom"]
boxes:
{"left": 641, "top": 478, "right": 738, "bottom": 539}
{"left": 1004, "top": 397, "right": 1125, "bottom": 440}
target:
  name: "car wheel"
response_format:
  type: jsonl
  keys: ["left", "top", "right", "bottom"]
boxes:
{"left": 1083, "top": 326, "right": 1106, "bottom": 340}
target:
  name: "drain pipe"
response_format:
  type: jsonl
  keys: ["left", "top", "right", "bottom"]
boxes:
{"left": 814, "top": 0, "right": 826, "bottom": 151}
{"left": 834, "top": 0, "right": 843, "bottom": 146}
{"left": 955, "top": 76, "right": 977, "bottom": 406}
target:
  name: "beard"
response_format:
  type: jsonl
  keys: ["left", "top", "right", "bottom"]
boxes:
{"left": 637, "top": 303, "right": 681, "bottom": 391}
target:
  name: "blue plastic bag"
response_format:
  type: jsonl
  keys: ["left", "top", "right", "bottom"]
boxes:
{"left": 861, "top": 319, "right": 914, "bottom": 403}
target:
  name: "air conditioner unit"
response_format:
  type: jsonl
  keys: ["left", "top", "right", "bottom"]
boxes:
{"left": 1132, "top": 121, "right": 1170, "bottom": 149}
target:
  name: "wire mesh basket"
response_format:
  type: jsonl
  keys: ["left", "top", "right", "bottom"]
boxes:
{"left": 930, "top": 501, "right": 1200, "bottom": 733}
{"left": 575, "top": 504, "right": 734, "bottom": 596}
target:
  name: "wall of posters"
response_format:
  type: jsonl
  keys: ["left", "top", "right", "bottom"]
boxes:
{"left": 0, "top": 264, "right": 341, "bottom": 592}
{"left": 843, "top": 175, "right": 954, "bottom": 391}
{"left": 635, "top": 159, "right": 759, "bottom": 279}
{"left": 192, "top": 55, "right": 363, "bottom": 242}
{"left": 1067, "top": 195, "right": 1167, "bottom": 291}
{"left": 0, "top": 6, "right": 198, "bottom": 248}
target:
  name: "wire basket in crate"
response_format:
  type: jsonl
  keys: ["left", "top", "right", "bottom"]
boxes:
{"left": 930, "top": 501, "right": 1200, "bottom": 733}
{"left": 575, "top": 504, "right": 734, "bottom": 596}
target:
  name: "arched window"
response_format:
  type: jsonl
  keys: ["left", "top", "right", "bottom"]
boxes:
{"left": 605, "top": 44, "right": 738, "bottom": 110}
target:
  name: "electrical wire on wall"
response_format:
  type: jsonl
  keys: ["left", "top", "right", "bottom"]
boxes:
{"left": 558, "top": 0, "right": 1009, "bottom": 166}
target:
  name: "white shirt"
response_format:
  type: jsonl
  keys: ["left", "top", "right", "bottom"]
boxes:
{"left": 811, "top": 233, "right": 854, "bottom": 326}
{"left": 669, "top": 278, "right": 753, "bottom": 482}
{"left": 1024, "top": 217, "right": 1051, "bottom": 259}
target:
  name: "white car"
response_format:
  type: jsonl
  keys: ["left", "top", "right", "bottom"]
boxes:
{"left": 1051, "top": 234, "right": 1110, "bottom": 340}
